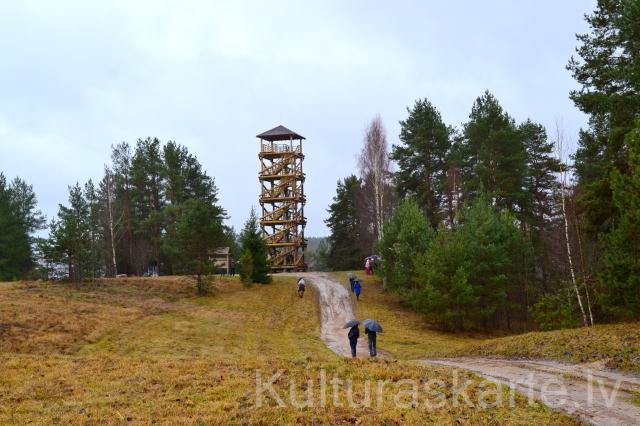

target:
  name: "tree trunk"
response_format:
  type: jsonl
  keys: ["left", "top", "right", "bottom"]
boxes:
{"left": 560, "top": 180, "right": 588, "bottom": 327}
{"left": 105, "top": 167, "right": 118, "bottom": 277}
{"left": 374, "top": 169, "right": 383, "bottom": 240}
{"left": 574, "top": 213, "right": 595, "bottom": 326}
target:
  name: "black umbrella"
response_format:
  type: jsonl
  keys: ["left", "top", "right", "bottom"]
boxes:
{"left": 363, "top": 319, "right": 383, "bottom": 333}
{"left": 343, "top": 320, "right": 360, "bottom": 329}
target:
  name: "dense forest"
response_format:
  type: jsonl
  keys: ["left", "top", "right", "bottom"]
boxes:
{"left": 321, "top": 0, "right": 640, "bottom": 331}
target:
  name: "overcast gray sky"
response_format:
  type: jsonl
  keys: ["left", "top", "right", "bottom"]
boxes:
{"left": 0, "top": 0, "right": 594, "bottom": 236}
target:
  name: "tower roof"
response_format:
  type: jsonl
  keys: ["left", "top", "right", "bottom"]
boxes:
{"left": 257, "top": 125, "right": 305, "bottom": 141}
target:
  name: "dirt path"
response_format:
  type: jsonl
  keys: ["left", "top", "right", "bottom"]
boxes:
{"left": 296, "top": 272, "right": 639, "bottom": 424}
{"left": 302, "top": 272, "right": 370, "bottom": 358}
{"left": 420, "top": 357, "right": 640, "bottom": 426}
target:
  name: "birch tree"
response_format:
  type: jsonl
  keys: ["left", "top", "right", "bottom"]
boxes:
{"left": 555, "top": 123, "right": 591, "bottom": 327}
{"left": 100, "top": 166, "right": 123, "bottom": 277}
{"left": 358, "top": 115, "right": 392, "bottom": 241}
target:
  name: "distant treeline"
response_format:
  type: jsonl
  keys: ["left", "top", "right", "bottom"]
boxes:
{"left": 52, "top": 139, "right": 243, "bottom": 282}
{"left": 322, "top": 1, "right": 640, "bottom": 331}
{"left": 0, "top": 138, "right": 243, "bottom": 286}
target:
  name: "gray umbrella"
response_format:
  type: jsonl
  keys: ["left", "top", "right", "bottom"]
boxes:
{"left": 343, "top": 319, "right": 360, "bottom": 328}
{"left": 363, "top": 319, "right": 383, "bottom": 333}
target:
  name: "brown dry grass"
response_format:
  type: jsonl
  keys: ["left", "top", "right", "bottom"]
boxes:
{"left": 0, "top": 276, "right": 576, "bottom": 425}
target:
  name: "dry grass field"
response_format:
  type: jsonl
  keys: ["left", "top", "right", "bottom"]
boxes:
{"left": 0, "top": 276, "right": 578, "bottom": 424}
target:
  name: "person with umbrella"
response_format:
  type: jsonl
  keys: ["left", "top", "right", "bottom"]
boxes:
{"left": 363, "top": 319, "right": 382, "bottom": 357}
{"left": 344, "top": 320, "right": 360, "bottom": 358}
{"left": 353, "top": 278, "right": 362, "bottom": 301}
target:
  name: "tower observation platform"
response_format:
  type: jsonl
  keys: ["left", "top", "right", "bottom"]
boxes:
{"left": 256, "top": 125, "right": 307, "bottom": 271}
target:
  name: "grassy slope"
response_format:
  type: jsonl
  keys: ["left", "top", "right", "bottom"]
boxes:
{"left": 341, "top": 271, "right": 640, "bottom": 375}
{"left": 0, "top": 276, "right": 574, "bottom": 425}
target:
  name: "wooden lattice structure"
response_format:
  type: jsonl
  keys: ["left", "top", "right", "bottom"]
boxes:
{"left": 257, "top": 125, "right": 307, "bottom": 271}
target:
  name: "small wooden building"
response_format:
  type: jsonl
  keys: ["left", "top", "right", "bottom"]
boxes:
{"left": 212, "top": 247, "right": 233, "bottom": 275}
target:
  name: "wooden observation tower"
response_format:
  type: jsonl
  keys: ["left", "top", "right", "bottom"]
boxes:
{"left": 257, "top": 125, "right": 307, "bottom": 271}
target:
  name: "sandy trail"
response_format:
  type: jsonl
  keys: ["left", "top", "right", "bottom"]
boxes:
{"left": 301, "top": 272, "right": 370, "bottom": 358}
{"left": 290, "top": 272, "right": 640, "bottom": 424}
{"left": 420, "top": 357, "right": 640, "bottom": 426}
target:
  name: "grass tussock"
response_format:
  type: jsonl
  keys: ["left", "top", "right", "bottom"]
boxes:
{"left": 0, "top": 275, "right": 576, "bottom": 424}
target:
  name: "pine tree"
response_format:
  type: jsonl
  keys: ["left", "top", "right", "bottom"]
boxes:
{"left": 412, "top": 194, "right": 531, "bottom": 331}
{"left": 599, "top": 122, "right": 640, "bottom": 320}
{"left": 391, "top": 99, "right": 452, "bottom": 228}
{"left": 413, "top": 226, "right": 474, "bottom": 331}
{"left": 132, "top": 137, "right": 164, "bottom": 274}
{"left": 568, "top": 0, "right": 640, "bottom": 234}
{"left": 49, "top": 183, "right": 91, "bottom": 283}
{"left": 239, "top": 208, "right": 271, "bottom": 284}
{"left": 379, "top": 198, "right": 434, "bottom": 292}
{"left": 461, "top": 91, "right": 527, "bottom": 215}
{"left": 520, "top": 120, "right": 563, "bottom": 290}
{"left": 0, "top": 174, "right": 32, "bottom": 280}
{"left": 164, "top": 198, "right": 224, "bottom": 294}
{"left": 84, "top": 180, "right": 104, "bottom": 280}
{"left": 459, "top": 193, "right": 531, "bottom": 330}
{"left": 325, "top": 176, "right": 366, "bottom": 270}
{"left": 110, "top": 142, "right": 136, "bottom": 275}
{"left": 8, "top": 176, "right": 45, "bottom": 237}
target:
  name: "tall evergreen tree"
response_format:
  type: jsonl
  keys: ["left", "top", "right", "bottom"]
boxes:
{"left": 8, "top": 176, "right": 46, "bottom": 238}
{"left": 84, "top": 180, "right": 104, "bottom": 280}
{"left": 461, "top": 91, "right": 527, "bottom": 215}
{"left": 111, "top": 142, "right": 136, "bottom": 275}
{"left": 49, "top": 183, "right": 91, "bottom": 283}
{"left": 391, "top": 99, "right": 452, "bottom": 228}
{"left": 325, "top": 176, "right": 366, "bottom": 270}
{"left": 0, "top": 174, "right": 32, "bottom": 280}
{"left": 599, "top": 122, "right": 640, "bottom": 320}
{"left": 520, "top": 120, "right": 563, "bottom": 290}
{"left": 131, "top": 137, "right": 164, "bottom": 274}
{"left": 568, "top": 0, "right": 640, "bottom": 234}
{"left": 163, "top": 141, "right": 218, "bottom": 206}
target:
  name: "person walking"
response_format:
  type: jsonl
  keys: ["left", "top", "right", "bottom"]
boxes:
{"left": 348, "top": 273, "right": 356, "bottom": 292}
{"left": 353, "top": 279, "right": 362, "bottom": 301}
{"left": 347, "top": 324, "right": 360, "bottom": 358}
{"left": 365, "top": 327, "right": 377, "bottom": 357}
{"left": 364, "top": 258, "right": 371, "bottom": 275}
{"left": 297, "top": 277, "right": 305, "bottom": 298}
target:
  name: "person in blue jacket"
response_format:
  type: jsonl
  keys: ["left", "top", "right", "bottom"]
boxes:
{"left": 353, "top": 279, "right": 362, "bottom": 301}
